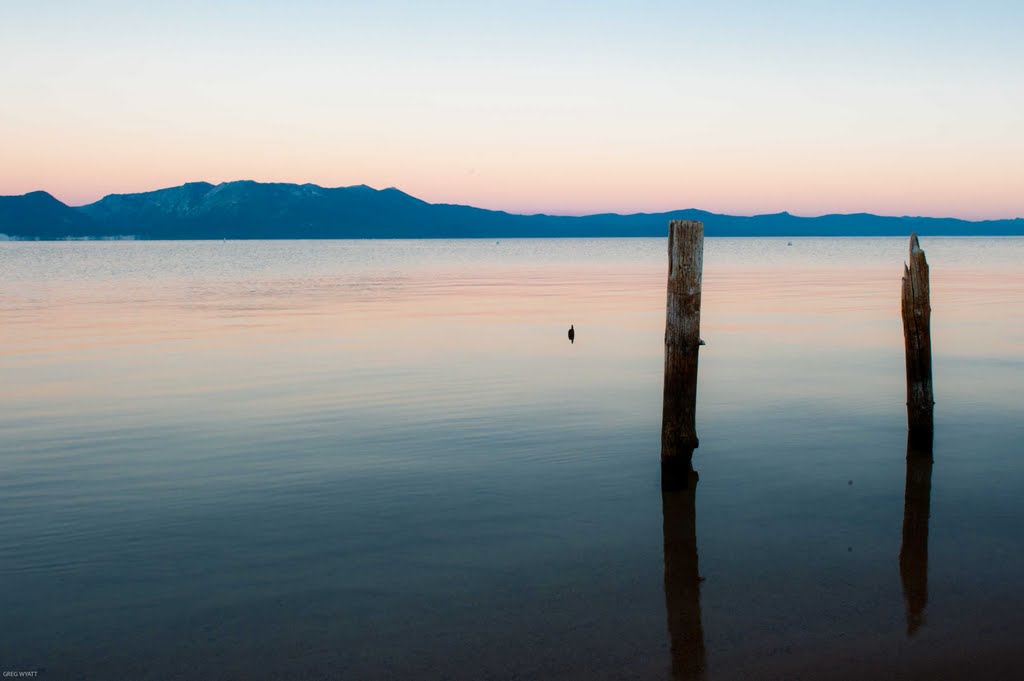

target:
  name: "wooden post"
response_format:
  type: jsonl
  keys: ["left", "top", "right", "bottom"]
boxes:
{"left": 899, "top": 437, "right": 933, "bottom": 637}
{"left": 901, "top": 232, "right": 934, "bottom": 446}
{"left": 662, "top": 220, "right": 704, "bottom": 485}
{"left": 662, "top": 469, "right": 706, "bottom": 679}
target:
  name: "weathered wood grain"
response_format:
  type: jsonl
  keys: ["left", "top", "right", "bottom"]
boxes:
{"left": 662, "top": 220, "right": 704, "bottom": 478}
{"left": 901, "top": 232, "right": 934, "bottom": 445}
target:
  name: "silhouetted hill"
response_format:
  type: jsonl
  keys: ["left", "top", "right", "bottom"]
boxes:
{"left": 2, "top": 181, "right": 1022, "bottom": 239}
{"left": 0, "top": 191, "right": 101, "bottom": 239}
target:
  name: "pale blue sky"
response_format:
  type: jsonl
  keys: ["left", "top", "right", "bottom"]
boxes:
{"left": 2, "top": 1, "right": 1021, "bottom": 217}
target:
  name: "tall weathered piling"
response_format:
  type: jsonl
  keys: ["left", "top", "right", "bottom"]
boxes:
{"left": 662, "top": 220, "right": 704, "bottom": 485}
{"left": 901, "top": 233, "right": 934, "bottom": 445}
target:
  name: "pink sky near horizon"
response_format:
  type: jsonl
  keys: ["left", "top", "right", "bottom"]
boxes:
{"left": 6, "top": 160, "right": 1021, "bottom": 221}
{"left": 5, "top": 112, "right": 1022, "bottom": 220}
{"left": 2, "top": 1, "right": 1022, "bottom": 221}
{"left": 5, "top": 95, "right": 1020, "bottom": 219}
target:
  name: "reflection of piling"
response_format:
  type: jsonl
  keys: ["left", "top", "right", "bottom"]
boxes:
{"left": 901, "top": 232, "right": 934, "bottom": 446}
{"left": 662, "top": 469, "right": 706, "bottom": 680}
{"left": 900, "top": 436, "right": 933, "bottom": 637}
{"left": 662, "top": 220, "right": 704, "bottom": 485}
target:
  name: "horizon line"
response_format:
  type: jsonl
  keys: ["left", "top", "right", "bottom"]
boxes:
{"left": 7, "top": 180, "right": 1024, "bottom": 223}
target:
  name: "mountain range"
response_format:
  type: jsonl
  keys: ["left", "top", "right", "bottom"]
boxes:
{"left": 2, "top": 181, "right": 1022, "bottom": 239}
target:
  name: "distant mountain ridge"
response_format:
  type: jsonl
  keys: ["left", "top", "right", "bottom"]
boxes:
{"left": 0, "top": 190, "right": 100, "bottom": 238}
{"left": 2, "top": 181, "right": 1022, "bottom": 239}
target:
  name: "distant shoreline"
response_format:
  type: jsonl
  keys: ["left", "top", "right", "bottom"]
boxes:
{"left": 2, "top": 180, "right": 1022, "bottom": 240}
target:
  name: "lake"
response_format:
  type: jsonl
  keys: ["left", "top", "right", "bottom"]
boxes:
{"left": 2, "top": 237, "right": 1022, "bottom": 680}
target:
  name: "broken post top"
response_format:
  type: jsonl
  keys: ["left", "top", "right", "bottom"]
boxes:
{"left": 902, "top": 232, "right": 931, "bottom": 301}
{"left": 909, "top": 232, "right": 922, "bottom": 256}
{"left": 902, "top": 232, "right": 930, "bottom": 298}
{"left": 904, "top": 230, "right": 928, "bottom": 267}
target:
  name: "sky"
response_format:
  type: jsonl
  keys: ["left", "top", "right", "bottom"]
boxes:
{"left": 1, "top": 0, "right": 1022, "bottom": 219}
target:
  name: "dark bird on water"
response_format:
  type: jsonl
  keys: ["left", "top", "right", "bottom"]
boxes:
{"left": 568, "top": 324, "right": 575, "bottom": 344}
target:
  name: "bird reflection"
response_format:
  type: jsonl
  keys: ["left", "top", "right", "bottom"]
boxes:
{"left": 662, "top": 465, "right": 706, "bottom": 680}
{"left": 899, "top": 434, "right": 933, "bottom": 637}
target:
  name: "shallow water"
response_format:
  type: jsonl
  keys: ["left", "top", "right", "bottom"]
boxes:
{"left": 2, "top": 237, "right": 1022, "bottom": 680}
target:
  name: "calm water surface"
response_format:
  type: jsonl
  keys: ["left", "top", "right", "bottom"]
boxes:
{"left": 2, "top": 238, "right": 1022, "bottom": 680}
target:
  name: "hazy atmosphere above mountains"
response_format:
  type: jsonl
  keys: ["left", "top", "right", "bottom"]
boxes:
{"left": 2, "top": 2, "right": 1023, "bottom": 220}
{"left": 2, "top": 181, "right": 1021, "bottom": 240}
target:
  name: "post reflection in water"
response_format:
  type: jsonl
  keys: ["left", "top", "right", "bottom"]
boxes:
{"left": 900, "top": 435, "right": 934, "bottom": 637}
{"left": 662, "top": 464, "right": 707, "bottom": 680}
